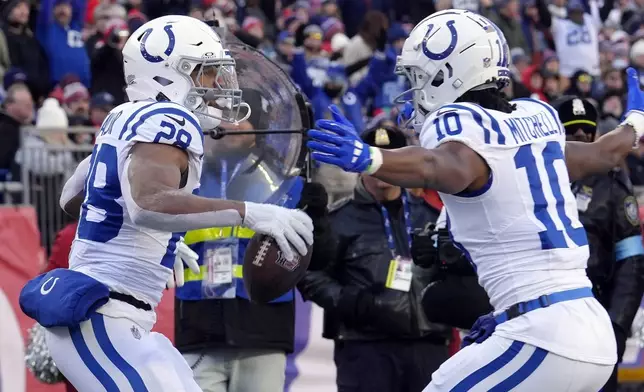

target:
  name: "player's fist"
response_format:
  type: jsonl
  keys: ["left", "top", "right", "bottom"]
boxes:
{"left": 307, "top": 104, "right": 374, "bottom": 173}
{"left": 242, "top": 202, "right": 313, "bottom": 261}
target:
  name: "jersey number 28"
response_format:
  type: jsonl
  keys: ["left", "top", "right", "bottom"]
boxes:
{"left": 77, "top": 144, "right": 124, "bottom": 243}
{"left": 514, "top": 141, "right": 587, "bottom": 249}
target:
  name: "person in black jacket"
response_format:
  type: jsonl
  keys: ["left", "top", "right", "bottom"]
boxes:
{"left": 298, "top": 124, "right": 450, "bottom": 392}
{"left": 554, "top": 95, "right": 644, "bottom": 392}
{"left": 1, "top": 0, "right": 50, "bottom": 102}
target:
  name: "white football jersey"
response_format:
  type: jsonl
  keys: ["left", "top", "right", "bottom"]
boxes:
{"left": 69, "top": 100, "right": 204, "bottom": 307}
{"left": 552, "top": 14, "right": 600, "bottom": 77}
{"left": 420, "top": 99, "right": 616, "bottom": 365}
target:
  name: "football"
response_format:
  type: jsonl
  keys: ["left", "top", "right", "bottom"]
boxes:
{"left": 242, "top": 234, "right": 312, "bottom": 303}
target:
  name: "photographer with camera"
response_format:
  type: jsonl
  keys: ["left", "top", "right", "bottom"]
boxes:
{"left": 89, "top": 18, "right": 129, "bottom": 104}
{"left": 412, "top": 207, "right": 493, "bottom": 331}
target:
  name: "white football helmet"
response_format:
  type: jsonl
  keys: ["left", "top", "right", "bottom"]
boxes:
{"left": 395, "top": 9, "right": 511, "bottom": 129}
{"left": 122, "top": 15, "right": 250, "bottom": 130}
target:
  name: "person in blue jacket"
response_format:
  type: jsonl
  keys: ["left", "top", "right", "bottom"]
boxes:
{"left": 290, "top": 44, "right": 393, "bottom": 133}
{"left": 36, "top": 0, "right": 90, "bottom": 88}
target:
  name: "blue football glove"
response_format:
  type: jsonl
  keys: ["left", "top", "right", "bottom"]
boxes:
{"left": 622, "top": 67, "right": 644, "bottom": 146}
{"left": 397, "top": 101, "right": 415, "bottom": 129}
{"left": 307, "top": 104, "right": 373, "bottom": 173}
{"left": 626, "top": 67, "right": 644, "bottom": 115}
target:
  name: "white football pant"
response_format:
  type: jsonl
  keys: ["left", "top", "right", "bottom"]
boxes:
{"left": 424, "top": 335, "right": 612, "bottom": 392}
{"left": 45, "top": 310, "right": 201, "bottom": 392}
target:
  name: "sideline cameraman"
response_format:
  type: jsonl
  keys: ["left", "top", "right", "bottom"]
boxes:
{"left": 299, "top": 124, "right": 450, "bottom": 392}
{"left": 554, "top": 96, "right": 644, "bottom": 392}
{"left": 412, "top": 207, "right": 492, "bottom": 331}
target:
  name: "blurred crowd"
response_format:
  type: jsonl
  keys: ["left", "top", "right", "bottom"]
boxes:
{"left": 0, "top": 0, "right": 643, "bottom": 217}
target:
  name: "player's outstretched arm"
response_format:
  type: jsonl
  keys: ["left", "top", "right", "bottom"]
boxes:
{"left": 566, "top": 67, "right": 644, "bottom": 181}
{"left": 307, "top": 105, "right": 489, "bottom": 194}
{"left": 124, "top": 143, "right": 312, "bottom": 260}
{"left": 373, "top": 143, "right": 489, "bottom": 194}
{"left": 565, "top": 124, "right": 637, "bottom": 181}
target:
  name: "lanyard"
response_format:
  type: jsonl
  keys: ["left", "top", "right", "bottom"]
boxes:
{"left": 380, "top": 192, "right": 413, "bottom": 258}
{"left": 220, "top": 160, "right": 242, "bottom": 200}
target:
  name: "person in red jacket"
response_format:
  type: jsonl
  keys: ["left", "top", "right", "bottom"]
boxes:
{"left": 42, "top": 221, "right": 78, "bottom": 392}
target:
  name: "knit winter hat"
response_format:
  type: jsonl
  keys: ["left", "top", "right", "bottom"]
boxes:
{"left": 36, "top": 98, "right": 69, "bottom": 129}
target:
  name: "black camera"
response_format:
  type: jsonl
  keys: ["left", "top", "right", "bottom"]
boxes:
{"left": 412, "top": 228, "right": 476, "bottom": 277}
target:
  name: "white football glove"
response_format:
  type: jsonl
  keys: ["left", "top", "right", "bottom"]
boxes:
{"left": 167, "top": 236, "right": 201, "bottom": 288}
{"left": 243, "top": 202, "right": 314, "bottom": 261}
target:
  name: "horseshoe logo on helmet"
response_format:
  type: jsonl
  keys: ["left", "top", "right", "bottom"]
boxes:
{"left": 422, "top": 20, "right": 457, "bottom": 61}
{"left": 140, "top": 24, "right": 176, "bottom": 63}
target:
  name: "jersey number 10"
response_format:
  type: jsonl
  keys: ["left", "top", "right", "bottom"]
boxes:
{"left": 514, "top": 141, "right": 587, "bottom": 249}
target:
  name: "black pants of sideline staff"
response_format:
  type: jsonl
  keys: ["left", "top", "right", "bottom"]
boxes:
{"left": 334, "top": 339, "right": 449, "bottom": 392}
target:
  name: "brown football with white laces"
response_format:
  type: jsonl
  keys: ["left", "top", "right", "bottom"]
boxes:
{"left": 242, "top": 234, "right": 312, "bottom": 303}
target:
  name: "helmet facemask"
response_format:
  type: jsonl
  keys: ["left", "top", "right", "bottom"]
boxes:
{"left": 179, "top": 56, "right": 251, "bottom": 130}
{"left": 394, "top": 63, "right": 434, "bottom": 133}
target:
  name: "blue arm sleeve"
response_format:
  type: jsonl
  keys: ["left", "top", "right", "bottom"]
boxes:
{"left": 36, "top": 0, "right": 54, "bottom": 43}
{"left": 72, "top": 0, "right": 87, "bottom": 28}
{"left": 290, "top": 50, "right": 316, "bottom": 99}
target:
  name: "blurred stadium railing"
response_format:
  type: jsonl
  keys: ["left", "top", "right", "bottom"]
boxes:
{"left": 15, "top": 126, "right": 95, "bottom": 253}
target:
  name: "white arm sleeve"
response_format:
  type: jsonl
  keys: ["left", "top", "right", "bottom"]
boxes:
{"left": 120, "top": 157, "right": 243, "bottom": 232}
{"left": 59, "top": 155, "right": 91, "bottom": 211}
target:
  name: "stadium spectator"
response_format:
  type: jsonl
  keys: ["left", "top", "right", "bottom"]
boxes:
{"left": 36, "top": 0, "right": 90, "bottom": 87}
{"left": 510, "top": 48, "right": 532, "bottom": 78}
{"left": 543, "top": 70, "right": 563, "bottom": 101}
{"left": 602, "top": 68, "right": 626, "bottom": 95}
{"left": 565, "top": 70, "right": 594, "bottom": 99}
{"left": 16, "top": 97, "right": 74, "bottom": 176}
{"left": 89, "top": 91, "right": 114, "bottom": 127}
{"left": 1, "top": 0, "right": 51, "bottom": 102}
{"left": 342, "top": 10, "right": 388, "bottom": 86}
{"left": 274, "top": 31, "right": 295, "bottom": 71}
{"left": 481, "top": 0, "right": 530, "bottom": 55}
{"left": 0, "top": 82, "right": 31, "bottom": 177}
{"left": 542, "top": 0, "right": 613, "bottom": 85}
{"left": 61, "top": 81, "right": 90, "bottom": 121}
{"left": 299, "top": 125, "right": 450, "bottom": 392}
{"left": 126, "top": 0, "right": 147, "bottom": 32}
{"left": 84, "top": 2, "right": 126, "bottom": 59}
{"left": 0, "top": 66, "right": 26, "bottom": 102}
{"left": 89, "top": 18, "right": 128, "bottom": 104}
{"left": 320, "top": 0, "right": 339, "bottom": 19}
{"left": 598, "top": 90, "right": 624, "bottom": 135}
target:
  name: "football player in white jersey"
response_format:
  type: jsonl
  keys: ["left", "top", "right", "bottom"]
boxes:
{"left": 550, "top": 0, "right": 603, "bottom": 78}
{"left": 42, "top": 15, "right": 313, "bottom": 392}
{"left": 307, "top": 9, "right": 644, "bottom": 391}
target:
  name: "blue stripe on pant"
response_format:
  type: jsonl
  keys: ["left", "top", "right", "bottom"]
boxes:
{"left": 69, "top": 314, "right": 149, "bottom": 391}
{"left": 450, "top": 341, "right": 548, "bottom": 391}
{"left": 69, "top": 323, "right": 120, "bottom": 391}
